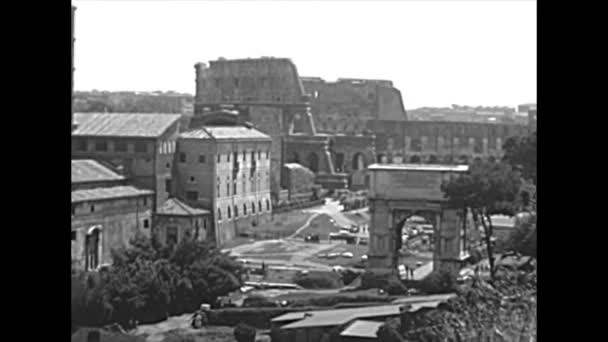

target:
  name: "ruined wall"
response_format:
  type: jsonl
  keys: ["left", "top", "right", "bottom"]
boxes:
{"left": 248, "top": 106, "right": 285, "bottom": 197}
{"left": 195, "top": 58, "right": 307, "bottom": 105}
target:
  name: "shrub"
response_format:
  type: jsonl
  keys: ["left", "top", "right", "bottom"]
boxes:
{"left": 234, "top": 323, "right": 256, "bottom": 342}
{"left": 360, "top": 271, "right": 406, "bottom": 294}
{"left": 293, "top": 271, "right": 343, "bottom": 289}
{"left": 242, "top": 296, "right": 280, "bottom": 308}
{"left": 418, "top": 270, "right": 458, "bottom": 294}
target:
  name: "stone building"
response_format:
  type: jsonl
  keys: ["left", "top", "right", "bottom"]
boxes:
{"left": 72, "top": 113, "right": 182, "bottom": 211}
{"left": 71, "top": 185, "right": 154, "bottom": 271}
{"left": 154, "top": 198, "right": 211, "bottom": 246}
{"left": 175, "top": 125, "right": 272, "bottom": 246}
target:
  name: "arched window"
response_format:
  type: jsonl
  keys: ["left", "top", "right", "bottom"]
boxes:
{"left": 252, "top": 202, "right": 256, "bottom": 213}
{"left": 227, "top": 206, "right": 231, "bottom": 219}
{"left": 243, "top": 204, "right": 247, "bottom": 216}
{"left": 266, "top": 199, "right": 270, "bottom": 211}
{"left": 234, "top": 205, "right": 239, "bottom": 217}
{"left": 217, "top": 208, "right": 222, "bottom": 221}
{"left": 259, "top": 201, "right": 263, "bottom": 212}
{"left": 85, "top": 227, "right": 101, "bottom": 271}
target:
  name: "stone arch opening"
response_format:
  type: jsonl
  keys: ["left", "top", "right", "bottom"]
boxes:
{"left": 85, "top": 226, "right": 102, "bottom": 271}
{"left": 391, "top": 211, "right": 437, "bottom": 267}
{"left": 307, "top": 152, "right": 319, "bottom": 173}
{"left": 428, "top": 155, "right": 438, "bottom": 164}
{"left": 377, "top": 154, "right": 387, "bottom": 163}
{"left": 409, "top": 155, "right": 421, "bottom": 163}
{"left": 352, "top": 152, "right": 366, "bottom": 170}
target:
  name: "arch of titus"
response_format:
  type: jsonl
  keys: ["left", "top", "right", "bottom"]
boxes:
{"left": 366, "top": 164, "right": 470, "bottom": 275}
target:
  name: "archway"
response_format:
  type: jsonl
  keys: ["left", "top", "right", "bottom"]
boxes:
{"left": 377, "top": 154, "right": 387, "bottom": 164}
{"left": 308, "top": 152, "right": 319, "bottom": 173}
{"left": 335, "top": 153, "right": 345, "bottom": 172}
{"left": 391, "top": 211, "right": 437, "bottom": 269}
{"left": 85, "top": 226, "right": 102, "bottom": 271}
{"left": 409, "top": 155, "right": 421, "bottom": 163}
{"left": 288, "top": 151, "right": 300, "bottom": 164}
{"left": 427, "top": 155, "right": 438, "bottom": 164}
{"left": 352, "top": 152, "right": 366, "bottom": 170}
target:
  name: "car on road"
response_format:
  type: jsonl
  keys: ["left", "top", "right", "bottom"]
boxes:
{"left": 361, "top": 254, "right": 368, "bottom": 261}
{"left": 317, "top": 253, "right": 328, "bottom": 259}
{"left": 341, "top": 252, "right": 354, "bottom": 258}
{"left": 327, "top": 252, "right": 340, "bottom": 259}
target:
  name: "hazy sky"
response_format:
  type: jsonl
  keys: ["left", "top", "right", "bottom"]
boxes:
{"left": 72, "top": 0, "right": 536, "bottom": 109}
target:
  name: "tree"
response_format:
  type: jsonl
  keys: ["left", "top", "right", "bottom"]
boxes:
{"left": 504, "top": 212, "right": 537, "bottom": 258}
{"left": 502, "top": 133, "right": 537, "bottom": 185}
{"left": 442, "top": 162, "right": 522, "bottom": 280}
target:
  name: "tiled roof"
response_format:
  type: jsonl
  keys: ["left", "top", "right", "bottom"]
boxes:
{"left": 73, "top": 113, "right": 181, "bottom": 137}
{"left": 339, "top": 320, "right": 384, "bottom": 338}
{"left": 72, "top": 159, "right": 124, "bottom": 184}
{"left": 276, "top": 305, "right": 402, "bottom": 330}
{"left": 157, "top": 198, "right": 210, "bottom": 216}
{"left": 72, "top": 186, "right": 153, "bottom": 203}
{"left": 180, "top": 126, "right": 271, "bottom": 141}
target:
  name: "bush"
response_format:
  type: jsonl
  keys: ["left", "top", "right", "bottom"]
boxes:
{"left": 293, "top": 271, "right": 343, "bottom": 289}
{"left": 242, "top": 296, "right": 280, "bottom": 308}
{"left": 418, "top": 270, "right": 458, "bottom": 294}
{"left": 360, "top": 271, "right": 407, "bottom": 294}
{"left": 234, "top": 323, "right": 256, "bottom": 342}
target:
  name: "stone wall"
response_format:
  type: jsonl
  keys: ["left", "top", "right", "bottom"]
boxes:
{"left": 71, "top": 195, "right": 153, "bottom": 270}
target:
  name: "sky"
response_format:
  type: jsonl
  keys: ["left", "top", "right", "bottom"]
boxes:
{"left": 72, "top": 0, "right": 536, "bottom": 109}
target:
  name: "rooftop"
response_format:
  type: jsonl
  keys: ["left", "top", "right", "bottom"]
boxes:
{"left": 180, "top": 126, "right": 271, "bottom": 141}
{"left": 274, "top": 305, "right": 402, "bottom": 330}
{"left": 339, "top": 320, "right": 384, "bottom": 339}
{"left": 72, "top": 186, "right": 153, "bottom": 203}
{"left": 71, "top": 159, "right": 124, "bottom": 184}
{"left": 73, "top": 113, "right": 181, "bottom": 138}
{"left": 368, "top": 164, "right": 469, "bottom": 172}
{"left": 157, "top": 198, "right": 210, "bottom": 216}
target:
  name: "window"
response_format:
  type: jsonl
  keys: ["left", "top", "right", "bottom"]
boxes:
{"left": 166, "top": 227, "right": 178, "bottom": 246}
{"left": 243, "top": 150, "right": 246, "bottom": 161}
{"left": 252, "top": 202, "right": 256, "bottom": 214}
{"left": 143, "top": 197, "right": 148, "bottom": 206}
{"left": 258, "top": 150, "right": 261, "bottom": 160}
{"left": 190, "top": 176, "right": 196, "bottom": 183}
{"left": 234, "top": 205, "right": 239, "bottom": 217}
{"left": 75, "top": 139, "right": 87, "bottom": 151}
{"left": 217, "top": 208, "right": 222, "bottom": 221}
{"left": 165, "top": 179, "right": 172, "bottom": 193}
{"left": 71, "top": 204, "right": 76, "bottom": 216}
{"left": 71, "top": 231, "right": 76, "bottom": 241}
{"left": 234, "top": 78, "right": 240, "bottom": 87}
{"left": 186, "top": 191, "right": 198, "bottom": 201}
{"left": 242, "top": 178, "right": 247, "bottom": 194}
{"left": 179, "top": 153, "right": 187, "bottom": 163}
{"left": 243, "top": 204, "right": 247, "bottom": 216}
{"left": 226, "top": 182, "right": 230, "bottom": 197}
{"left": 90, "top": 205, "right": 95, "bottom": 213}
{"left": 266, "top": 199, "right": 270, "bottom": 211}
{"left": 217, "top": 178, "right": 221, "bottom": 197}
{"left": 233, "top": 152, "right": 238, "bottom": 163}
{"left": 95, "top": 140, "right": 108, "bottom": 152}
{"left": 227, "top": 153, "right": 230, "bottom": 162}
{"left": 115, "top": 140, "right": 127, "bottom": 152}
{"left": 217, "top": 154, "right": 221, "bottom": 163}
{"left": 228, "top": 206, "right": 232, "bottom": 219}
{"left": 259, "top": 201, "right": 263, "bottom": 212}
{"left": 251, "top": 151, "right": 255, "bottom": 162}
{"left": 233, "top": 181, "right": 237, "bottom": 195}
{"left": 135, "top": 141, "right": 147, "bottom": 153}
{"left": 166, "top": 162, "right": 171, "bottom": 169}
{"left": 266, "top": 150, "right": 269, "bottom": 159}
{"left": 143, "top": 219, "right": 150, "bottom": 228}
{"left": 199, "top": 155, "right": 206, "bottom": 163}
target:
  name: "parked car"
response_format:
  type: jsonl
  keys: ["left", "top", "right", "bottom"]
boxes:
{"left": 305, "top": 234, "right": 320, "bottom": 243}
{"left": 317, "top": 253, "right": 328, "bottom": 259}
{"left": 361, "top": 254, "right": 368, "bottom": 261}
{"left": 327, "top": 253, "right": 340, "bottom": 259}
{"left": 341, "top": 252, "right": 354, "bottom": 258}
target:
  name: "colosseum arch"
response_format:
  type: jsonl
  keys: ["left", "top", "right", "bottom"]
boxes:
{"left": 352, "top": 152, "right": 367, "bottom": 170}
{"left": 409, "top": 155, "right": 421, "bottom": 163}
